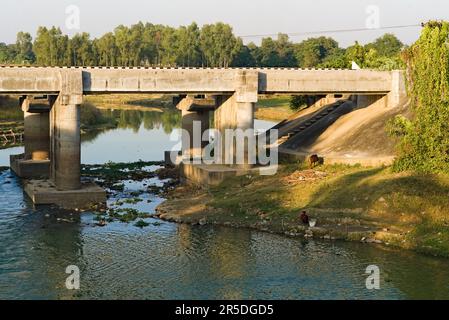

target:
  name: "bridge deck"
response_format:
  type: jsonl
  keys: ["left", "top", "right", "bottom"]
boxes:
{"left": 0, "top": 66, "right": 394, "bottom": 95}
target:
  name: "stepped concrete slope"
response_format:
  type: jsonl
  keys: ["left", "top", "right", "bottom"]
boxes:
{"left": 276, "top": 94, "right": 410, "bottom": 166}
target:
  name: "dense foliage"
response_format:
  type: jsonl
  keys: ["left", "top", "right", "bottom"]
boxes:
{"left": 390, "top": 21, "right": 449, "bottom": 173}
{"left": 0, "top": 22, "right": 403, "bottom": 69}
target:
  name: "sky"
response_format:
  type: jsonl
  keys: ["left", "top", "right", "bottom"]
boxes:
{"left": 1, "top": 0, "right": 448, "bottom": 47}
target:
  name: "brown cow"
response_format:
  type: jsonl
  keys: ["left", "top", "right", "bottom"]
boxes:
{"left": 308, "top": 154, "right": 320, "bottom": 169}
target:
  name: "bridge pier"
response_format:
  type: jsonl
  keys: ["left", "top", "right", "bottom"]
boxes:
{"left": 49, "top": 96, "right": 81, "bottom": 190}
{"left": 10, "top": 96, "right": 51, "bottom": 179}
{"left": 176, "top": 95, "right": 213, "bottom": 162}
{"left": 24, "top": 95, "right": 106, "bottom": 209}
{"left": 214, "top": 94, "right": 256, "bottom": 169}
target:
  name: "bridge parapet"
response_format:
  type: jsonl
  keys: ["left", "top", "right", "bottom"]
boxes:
{"left": 0, "top": 66, "right": 401, "bottom": 96}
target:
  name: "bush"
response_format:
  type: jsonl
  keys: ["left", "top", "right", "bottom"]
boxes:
{"left": 393, "top": 21, "right": 449, "bottom": 173}
{"left": 289, "top": 95, "right": 307, "bottom": 111}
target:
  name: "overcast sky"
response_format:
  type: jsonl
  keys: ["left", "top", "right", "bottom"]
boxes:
{"left": 1, "top": 0, "right": 448, "bottom": 47}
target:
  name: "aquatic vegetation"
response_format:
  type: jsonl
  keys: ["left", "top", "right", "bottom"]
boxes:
{"left": 135, "top": 220, "right": 150, "bottom": 228}
{"left": 122, "top": 198, "right": 143, "bottom": 204}
{"left": 83, "top": 160, "right": 178, "bottom": 227}
{"left": 108, "top": 207, "right": 152, "bottom": 223}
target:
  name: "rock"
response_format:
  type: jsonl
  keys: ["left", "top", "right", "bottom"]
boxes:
{"left": 199, "top": 218, "right": 207, "bottom": 226}
{"left": 361, "top": 237, "right": 366, "bottom": 242}
{"left": 323, "top": 235, "right": 331, "bottom": 240}
{"left": 382, "top": 228, "right": 389, "bottom": 232}
{"left": 378, "top": 197, "right": 386, "bottom": 202}
{"left": 44, "top": 214, "right": 50, "bottom": 218}
{"left": 304, "top": 230, "right": 314, "bottom": 238}
{"left": 365, "top": 238, "right": 382, "bottom": 244}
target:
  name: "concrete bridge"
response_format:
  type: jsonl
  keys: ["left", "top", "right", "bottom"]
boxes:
{"left": 0, "top": 66, "right": 406, "bottom": 208}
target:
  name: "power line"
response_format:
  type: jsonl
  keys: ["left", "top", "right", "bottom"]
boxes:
{"left": 238, "top": 24, "right": 422, "bottom": 38}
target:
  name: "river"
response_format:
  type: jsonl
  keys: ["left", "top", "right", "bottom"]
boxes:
{"left": 1, "top": 109, "right": 449, "bottom": 300}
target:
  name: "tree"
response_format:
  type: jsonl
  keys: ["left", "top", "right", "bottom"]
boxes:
{"left": 200, "top": 23, "right": 241, "bottom": 67}
{"left": 176, "top": 23, "right": 201, "bottom": 66}
{"left": 365, "top": 33, "right": 403, "bottom": 58}
{"left": 70, "top": 33, "right": 94, "bottom": 66}
{"left": 294, "top": 36, "right": 340, "bottom": 67}
{"left": 345, "top": 41, "right": 367, "bottom": 67}
{"left": 114, "top": 25, "right": 133, "bottom": 66}
{"left": 0, "top": 42, "right": 17, "bottom": 64}
{"left": 391, "top": 21, "right": 449, "bottom": 173}
{"left": 231, "top": 44, "right": 256, "bottom": 67}
{"left": 159, "top": 26, "right": 179, "bottom": 66}
{"left": 33, "top": 26, "right": 68, "bottom": 66}
{"left": 15, "top": 32, "right": 35, "bottom": 63}
{"left": 94, "top": 32, "right": 118, "bottom": 66}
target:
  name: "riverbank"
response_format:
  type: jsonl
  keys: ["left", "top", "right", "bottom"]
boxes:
{"left": 156, "top": 163, "right": 449, "bottom": 258}
{"left": 83, "top": 94, "right": 174, "bottom": 111}
{"left": 255, "top": 96, "right": 293, "bottom": 121}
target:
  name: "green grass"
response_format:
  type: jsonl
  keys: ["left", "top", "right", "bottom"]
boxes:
{"left": 257, "top": 96, "right": 291, "bottom": 108}
{"left": 256, "top": 96, "right": 293, "bottom": 121}
{"left": 167, "top": 163, "right": 449, "bottom": 257}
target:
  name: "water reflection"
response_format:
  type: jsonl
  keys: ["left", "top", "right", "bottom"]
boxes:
{"left": 82, "top": 109, "right": 181, "bottom": 142}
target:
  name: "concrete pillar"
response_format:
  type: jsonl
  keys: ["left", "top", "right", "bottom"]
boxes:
{"left": 50, "top": 96, "right": 81, "bottom": 190}
{"left": 214, "top": 94, "right": 255, "bottom": 168}
{"left": 23, "top": 110, "right": 50, "bottom": 161}
{"left": 181, "top": 109, "right": 210, "bottom": 160}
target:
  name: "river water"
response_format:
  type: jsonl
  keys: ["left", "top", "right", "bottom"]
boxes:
{"left": 1, "top": 109, "right": 449, "bottom": 300}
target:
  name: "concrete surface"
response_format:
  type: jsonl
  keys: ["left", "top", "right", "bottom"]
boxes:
{"left": 10, "top": 154, "right": 50, "bottom": 179}
{"left": 24, "top": 179, "right": 106, "bottom": 209}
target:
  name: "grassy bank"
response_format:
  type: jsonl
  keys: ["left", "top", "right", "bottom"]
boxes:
{"left": 256, "top": 96, "right": 293, "bottom": 121}
{"left": 84, "top": 94, "right": 174, "bottom": 111}
{"left": 156, "top": 163, "right": 449, "bottom": 257}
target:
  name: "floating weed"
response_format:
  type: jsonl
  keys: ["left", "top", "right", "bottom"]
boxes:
{"left": 135, "top": 220, "right": 150, "bottom": 228}
{"left": 122, "top": 198, "right": 143, "bottom": 204}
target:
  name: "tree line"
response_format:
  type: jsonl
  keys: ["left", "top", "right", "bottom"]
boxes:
{"left": 0, "top": 22, "right": 404, "bottom": 69}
